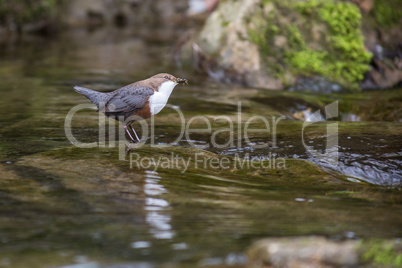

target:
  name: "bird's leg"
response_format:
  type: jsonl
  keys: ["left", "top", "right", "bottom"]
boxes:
{"left": 129, "top": 123, "right": 141, "bottom": 142}
{"left": 123, "top": 125, "right": 136, "bottom": 143}
{"left": 125, "top": 145, "right": 131, "bottom": 156}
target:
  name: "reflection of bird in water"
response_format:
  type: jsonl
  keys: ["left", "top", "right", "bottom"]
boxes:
{"left": 74, "top": 73, "right": 187, "bottom": 143}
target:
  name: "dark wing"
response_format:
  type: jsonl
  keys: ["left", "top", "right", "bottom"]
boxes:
{"left": 105, "top": 86, "right": 154, "bottom": 113}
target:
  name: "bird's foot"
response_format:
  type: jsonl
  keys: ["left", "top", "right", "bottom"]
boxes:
{"left": 125, "top": 142, "right": 138, "bottom": 155}
{"left": 125, "top": 145, "right": 132, "bottom": 156}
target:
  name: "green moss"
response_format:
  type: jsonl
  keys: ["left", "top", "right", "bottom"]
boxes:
{"left": 286, "top": 49, "right": 328, "bottom": 75}
{"left": 0, "top": 0, "right": 64, "bottom": 32}
{"left": 372, "top": 0, "right": 402, "bottom": 27}
{"left": 248, "top": 0, "right": 372, "bottom": 90}
{"left": 286, "top": 25, "right": 305, "bottom": 50}
{"left": 292, "top": 0, "right": 371, "bottom": 89}
{"left": 248, "top": 6, "right": 275, "bottom": 57}
{"left": 249, "top": 29, "right": 270, "bottom": 56}
{"left": 361, "top": 240, "right": 402, "bottom": 267}
{"left": 318, "top": 1, "right": 361, "bottom": 34}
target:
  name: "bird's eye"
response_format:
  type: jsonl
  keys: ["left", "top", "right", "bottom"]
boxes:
{"left": 164, "top": 76, "right": 169, "bottom": 79}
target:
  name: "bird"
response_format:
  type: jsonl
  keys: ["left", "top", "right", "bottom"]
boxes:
{"left": 74, "top": 73, "right": 188, "bottom": 143}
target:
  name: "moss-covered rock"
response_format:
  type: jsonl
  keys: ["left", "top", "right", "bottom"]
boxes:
{"left": 361, "top": 239, "right": 402, "bottom": 267}
{"left": 247, "top": 236, "right": 402, "bottom": 268}
{"left": 188, "top": 0, "right": 372, "bottom": 91}
{"left": 0, "top": 0, "right": 65, "bottom": 34}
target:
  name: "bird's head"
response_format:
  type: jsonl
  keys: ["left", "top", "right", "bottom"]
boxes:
{"left": 151, "top": 73, "right": 188, "bottom": 86}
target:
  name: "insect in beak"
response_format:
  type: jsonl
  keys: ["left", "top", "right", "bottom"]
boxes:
{"left": 176, "top": 78, "right": 188, "bottom": 85}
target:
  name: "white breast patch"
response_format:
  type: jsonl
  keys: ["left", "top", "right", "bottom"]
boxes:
{"left": 148, "top": 81, "right": 177, "bottom": 115}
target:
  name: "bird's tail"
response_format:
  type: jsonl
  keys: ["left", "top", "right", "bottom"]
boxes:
{"left": 74, "top": 86, "right": 109, "bottom": 108}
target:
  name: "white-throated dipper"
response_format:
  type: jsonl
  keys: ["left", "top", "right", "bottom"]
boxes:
{"left": 74, "top": 73, "right": 188, "bottom": 143}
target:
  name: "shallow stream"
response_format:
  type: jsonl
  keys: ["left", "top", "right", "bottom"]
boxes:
{"left": 0, "top": 28, "right": 401, "bottom": 268}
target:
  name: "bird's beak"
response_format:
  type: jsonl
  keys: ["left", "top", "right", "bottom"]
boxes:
{"left": 176, "top": 77, "right": 188, "bottom": 85}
